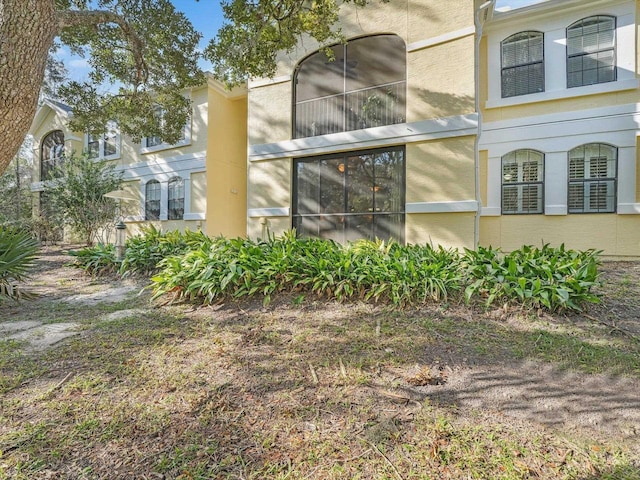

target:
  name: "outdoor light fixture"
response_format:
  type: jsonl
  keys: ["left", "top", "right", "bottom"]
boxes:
{"left": 115, "top": 220, "right": 126, "bottom": 261}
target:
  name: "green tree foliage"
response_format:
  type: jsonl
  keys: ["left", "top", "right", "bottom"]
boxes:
{"left": 206, "top": 0, "right": 378, "bottom": 85}
{"left": 44, "top": 153, "right": 122, "bottom": 246}
{"left": 0, "top": 139, "right": 34, "bottom": 230}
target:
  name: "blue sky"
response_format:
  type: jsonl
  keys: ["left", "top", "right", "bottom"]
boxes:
{"left": 59, "top": 0, "right": 545, "bottom": 81}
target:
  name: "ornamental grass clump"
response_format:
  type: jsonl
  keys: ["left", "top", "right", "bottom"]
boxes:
{"left": 462, "top": 244, "right": 601, "bottom": 311}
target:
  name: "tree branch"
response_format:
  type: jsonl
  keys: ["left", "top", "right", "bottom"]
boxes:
{"left": 55, "top": 9, "right": 148, "bottom": 85}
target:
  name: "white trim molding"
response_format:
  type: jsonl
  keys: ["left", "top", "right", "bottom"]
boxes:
{"left": 480, "top": 206, "right": 501, "bottom": 216}
{"left": 617, "top": 203, "right": 640, "bottom": 214}
{"left": 249, "top": 114, "right": 479, "bottom": 162}
{"left": 545, "top": 205, "right": 568, "bottom": 215}
{"left": 406, "top": 200, "right": 479, "bottom": 214}
{"left": 407, "top": 26, "right": 476, "bottom": 52}
{"left": 184, "top": 212, "right": 206, "bottom": 221}
{"left": 248, "top": 207, "right": 290, "bottom": 218}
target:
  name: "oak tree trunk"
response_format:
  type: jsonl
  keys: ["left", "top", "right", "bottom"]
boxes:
{"left": 0, "top": 0, "right": 57, "bottom": 175}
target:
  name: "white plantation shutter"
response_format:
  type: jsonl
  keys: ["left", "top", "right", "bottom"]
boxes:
{"left": 501, "top": 150, "right": 544, "bottom": 214}
{"left": 568, "top": 144, "right": 617, "bottom": 213}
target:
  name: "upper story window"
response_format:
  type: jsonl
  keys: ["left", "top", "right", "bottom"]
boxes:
{"left": 141, "top": 105, "right": 189, "bottom": 153}
{"left": 501, "top": 149, "right": 544, "bottom": 214}
{"left": 86, "top": 121, "right": 120, "bottom": 161}
{"left": 293, "top": 35, "right": 406, "bottom": 139}
{"left": 568, "top": 143, "right": 617, "bottom": 213}
{"left": 567, "top": 16, "right": 616, "bottom": 88}
{"left": 168, "top": 177, "right": 185, "bottom": 220}
{"left": 501, "top": 31, "right": 544, "bottom": 98}
{"left": 40, "top": 130, "right": 65, "bottom": 181}
{"left": 145, "top": 180, "right": 161, "bottom": 220}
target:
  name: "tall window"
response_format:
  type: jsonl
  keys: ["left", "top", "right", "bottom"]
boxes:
{"left": 568, "top": 143, "right": 617, "bottom": 213}
{"left": 501, "top": 150, "right": 544, "bottom": 214}
{"left": 501, "top": 31, "right": 544, "bottom": 98}
{"left": 87, "top": 121, "right": 119, "bottom": 160}
{"left": 293, "top": 35, "right": 406, "bottom": 139}
{"left": 143, "top": 105, "right": 187, "bottom": 149}
{"left": 567, "top": 16, "right": 616, "bottom": 88}
{"left": 145, "top": 180, "right": 161, "bottom": 220}
{"left": 168, "top": 177, "right": 185, "bottom": 220}
{"left": 40, "top": 130, "right": 65, "bottom": 180}
{"left": 293, "top": 147, "right": 405, "bottom": 243}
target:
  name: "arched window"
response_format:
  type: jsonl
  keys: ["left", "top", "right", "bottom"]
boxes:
{"left": 40, "top": 130, "right": 65, "bottom": 180}
{"left": 168, "top": 177, "right": 185, "bottom": 220}
{"left": 501, "top": 31, "right": 544, "bottom": 98}
{"left": 145, "top": 180, "right": 161, "bottom": 220}
{"left": 501, "top": 149, "right": 544, "bottom": 214}
{"left": 293, "top": 34, "right": 406, "bottom": 139}
{"left": 567, "top": 16, "right": 616, "bottom": 88}
{"left": 568, "top": 143, "right": 617, "bottom": 213}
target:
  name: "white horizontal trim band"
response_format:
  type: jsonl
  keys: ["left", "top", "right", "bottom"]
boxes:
{"left": 485, "top": 79, "right": 639, "bottom": 110}
{"left": 407, "top": 26, "right": 476, "bottom": 52}
{"left": 545, "top": 205, "right": 567, "bottom": 215}
{"left": 480, "top": 206, "right": 501, "bottom": 216}
{"left": 248, "top": 207, "right": 290, "bottom": 218}
{"left": 617, "top": 203, "right": 640, "bottom": 214}
{"left": 406, "top": 200, "right": 478, "bottom": 214}
{"left": 249, "top": 114, "right": 479, "bottom": 161}
{"left": 183, "top": 213, "right": 206, "bottom": 220}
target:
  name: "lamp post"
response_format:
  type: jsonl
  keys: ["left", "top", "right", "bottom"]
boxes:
{"left": 115, "top": 220, "right": 127, "bottom": 261}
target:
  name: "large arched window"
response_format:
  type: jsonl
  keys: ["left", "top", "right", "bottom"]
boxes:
{"left": 168, "top": 177, "right": 185, "bottom": 220}
{"left": 501, "top": 31, "right": 544, "bottom": 98}
{"left": 145, "top": 180, "right": 161, "bottom": 220}
{"left": 40, "top": 130, "right": 65, "bottom": 180}
{"left": 568, "top": 143, "right": 617, "bottom": 213}
{"left": 293, "top": 34, "right": 406, "bottom": 139}
{"left": 567, "top": 16, "right": 616, "bottom": 88}
{"left": 501, "top": 149, "right": 544, "bottom": 214}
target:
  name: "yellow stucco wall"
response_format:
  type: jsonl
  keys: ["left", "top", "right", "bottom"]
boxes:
{"left": 206, "top": 86, "right": 248, "bottom": 238}
{"left": 406, "top": 137, "right": 476, "bottom": 203}
{"left": 479, "top": 215, "right": 640, "bottom": 257}
{"left": 248, "top": 158, "right": 292, "bottom": 210}
{"left": 407, "top": 212, "right": 476, "bottom": 249}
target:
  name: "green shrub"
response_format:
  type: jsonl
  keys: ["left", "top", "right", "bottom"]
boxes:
{"left": 462, "top": 244, "right": 601, "bottom": 311}
{"left": 0, "top": 227, "right": 38, "bottom": 302}
{"left": 151, "top": 233, "right": 464, "bottom": 307}
{"left": 68, "top": 243, "right": 117, "bottom": 276}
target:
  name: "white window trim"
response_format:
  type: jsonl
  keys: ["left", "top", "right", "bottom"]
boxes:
{"left": 486, "top": 5, "right": 635, "bottom": 109}
{"left": 140, "top": 118, "right": 192, "bottom": 154}
{"left": 84, "top": 125, "right": 121, "bottom": 162}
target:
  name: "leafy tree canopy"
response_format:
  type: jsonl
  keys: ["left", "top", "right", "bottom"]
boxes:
{"left": 0, "top": 0, "right": 373, "bottom": 175}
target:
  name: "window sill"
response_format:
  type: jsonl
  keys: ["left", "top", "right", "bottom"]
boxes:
{"left": 485, "top": 78, "right": 639, "bottom": 109}
{"left": 184, "top": 212, "right": 205, "bottom": 221}
{"left": 140, "top": 139, "right": 190, "bottom": 155}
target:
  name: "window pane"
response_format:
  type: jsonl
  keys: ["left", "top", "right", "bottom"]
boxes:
{"left": 568, "top": 143, "right": 616, "bottom": 213}
{"left": 345, "top": 82, "right": 406, "bottom": 130}
{"left": 345, "top": 35, "right": 406, "bottom": 92}
{"left": 374, "top": 149, "right": 404, "bottom": 213}
{"left": 295, "top": 45, "right": 344, "bottom": 102}
{"left": 41, "top": 130, "right": 65, "bottom": 180}
{"left": 567, "top": 16, "right": 616, "bottom": 88}
{"left": 320, "top": 158, "right": 346, "bottom": 214}
{"left": 295, "top": 95, "right": 344, "bottom": 138}
{"left": 347, "top": 154, "right": 374, "bottom": 214}
{"left": 145, "top": 181, "right": 161, "bottom": 220}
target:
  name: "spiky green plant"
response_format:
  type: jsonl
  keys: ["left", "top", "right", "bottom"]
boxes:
{"left": 0, "top": 227, "right": 38, "bottom": 302}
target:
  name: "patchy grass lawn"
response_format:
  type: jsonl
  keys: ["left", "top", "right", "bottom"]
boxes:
{"left": 0, "top": 247, "right": 639, "bottom": 479}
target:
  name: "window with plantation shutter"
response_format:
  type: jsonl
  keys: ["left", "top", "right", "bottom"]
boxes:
{"left": 568, "top": 143, "right": 617, "bottom": 213}
{"left": 145, "top": 180, "right": 161, "bottom": 220}
{"left": 567, "top": 16, "right": 616, "bottom": 88}
{"left": 501, "top": 31, "right": 544, "bottom": 98}
{"left": 501, "top": 150, "right": 544, "bottom": 214}
{"left": 168, "top": 177, "right": 185, "bottom": 220}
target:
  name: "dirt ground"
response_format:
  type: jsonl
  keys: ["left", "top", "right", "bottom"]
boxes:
{"left": 1, "top": 245, "right": 639, "bottom": 478}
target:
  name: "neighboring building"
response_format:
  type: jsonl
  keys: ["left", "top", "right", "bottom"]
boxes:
{"left": 246, "top": 0, "right": 640, "bottom": 257}
{"left": 28, "top": 75, "right": 247, "bottom": 241}
{"left": 479, "top": 0, "right": 640, "bottom": 257}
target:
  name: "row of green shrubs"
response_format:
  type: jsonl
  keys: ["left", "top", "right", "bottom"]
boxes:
{"left": 69, "top": 227, "right": 602, "bottom": 312}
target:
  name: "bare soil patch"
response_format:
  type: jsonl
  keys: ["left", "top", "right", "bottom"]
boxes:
{"left": 0, "top": 246, "right": 639, "bottom": 479}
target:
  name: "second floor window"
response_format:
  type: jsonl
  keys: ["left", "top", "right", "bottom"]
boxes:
{"left": 567, "top": 16, "right": 616, "bottom": 88}
{"left": 501, "top": 149, "right": 544, "bottom": 214}
{"left": 40, "top": 130, "right": 65, "bottom": 181}
{"left": 87, "top": 121, "right": 119, "bottom": 160}
{"left": 143, "top": 105, "right": 187, "bottom": 149}
{"left": 293, "top": 35, "right": 406, "bottom": 139}
{"left": 501, "top": 31, "right": 544, "bottom": 98}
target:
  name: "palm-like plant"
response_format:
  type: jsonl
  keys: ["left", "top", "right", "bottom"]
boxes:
{"left": 0, "top": 227, "right": 38, "bottom": 301}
